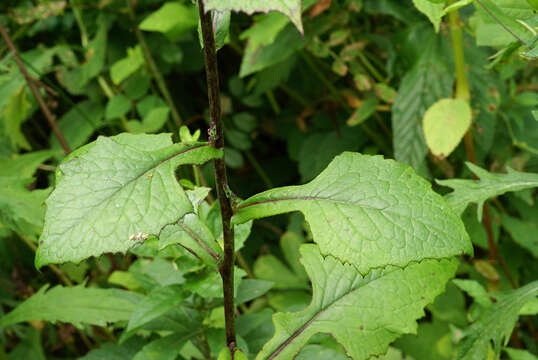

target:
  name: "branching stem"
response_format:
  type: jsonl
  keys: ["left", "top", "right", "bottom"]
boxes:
{"left": 198, "top": 1, "right": 237, "bottom": 355}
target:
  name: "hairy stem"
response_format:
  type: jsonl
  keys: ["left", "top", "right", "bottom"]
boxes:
{"left": 0, "top": 23, "right": 71, "bottom": 155}
{"left": 126, "top": 0, "right": 183, "bottom": 128}
{"left": 198, "top": 1, "right": 237, "bottom": 355}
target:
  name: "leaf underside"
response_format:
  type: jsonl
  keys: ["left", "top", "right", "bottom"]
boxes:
{"left": 36, "top": 133, "right": 221, "bottom": 268}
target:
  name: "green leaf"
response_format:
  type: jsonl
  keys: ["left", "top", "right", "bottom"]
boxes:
{"left": 0, "top": 285, "right": 143, "bottom": 330}
{"left": 79, "top": 337, "right": 145, "bottom": 360}
{"left": 392, "top": 35, "right": 453, "bottom": 171}
{"left": 233, "top": 152, "right": 471, "bottom": 273}
{"left": 110, "top": 46, "right": 145, "bottom": 85}
{"left": 347, "top": 97, "right": 378, "bottom": 126}
{"left": 499, "top": 213, "right": 538, "bottom": 257}
{"left": 36, "top": 133, "right": 222, "bottom": 268}
{"left": 1, "top": 86, "right": 32, "bottom": 150}
{"left": 139, "top": 2, "right": 198, "bottom": 41}
{"left": 105, "top": 94, "right": 131, "bottom": 120}
{"left": 437, "top": 162, "right": 538, "bottom": 221}
{"left": 203, "top": 0, "right": 304, "bottom": 34}
{"left": 63, "top": 16, "right": 108, "bottom": 93}
{"left": 127, "top": 285, "right": 186, "bottom": 332}
{"left": 239, "top": 24, "right": 304, "bottom": 77}
{"left": 52, "top": 100, "right": 104, "bottom": 151}
{"left": 504, "top": 348, "right": 538, "bottom": 360}
{"left": 256, "top": 245, "right": 459, "bottom": 359}
{"left": 473, "top": 0, "right": 535, "bottom": 47}
{"left": 6, "top": 328, "right": 46, "bottom": 360}
{"left": 129, "top": 107, "right": 170, "bottom": 133}
{"left": 0, "top": 150, "right": 55, "bottom": 178}
{"left": 133, "top": 332, "right": 192, "bottom": 360}
{"left": 453, "top": 279, "right": 493, "bottom": 308}
{"left": 455, "top": 281, "right": 538, "bottom": 360}
{"left": 159, "top": 213, "right": 223, "bottom": 268}
{"left": 423, "top": 98, "right": 472, "bottom": 158}
{"left": 235, "top": 279, "right": 274, "bottom": 304}
{"left": 254, "top": 255, "right": 309, "bottom": 290}
{"left": 412, "top": 0, "right": 444, "bottom": 32}
{"left": 0, "top": 177, "right": 51, "bottom": 238}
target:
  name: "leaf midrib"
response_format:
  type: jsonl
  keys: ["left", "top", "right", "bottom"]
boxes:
{"left": 265, "top": 263, "right": 399, "bottom": 359}
{"left": 54, "top": 143, "right": 206, "bottom": 234}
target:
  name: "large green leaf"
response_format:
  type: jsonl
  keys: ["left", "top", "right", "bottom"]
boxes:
{"left": 256, "top": 245, "right": 459, "bottom": 359}
{"left": 455, "top": 281, "right": 538, "bottom": 360}
{"left": 233, "top": 152, "right": 471, "bottom": 273}
{"left": 437, "top": 162, "right": 538, "bottom": 221}
{"left": 203, "top": 0, "right": 303, "bottom": 33}
{"left": 392, "top": 34, "right": 453, "bottom": 172}
{"left": 0, "top": 285, "right": 143, "bottom": 330}
{"left": 36, "top": 133, "right": 222, "bottom": 268}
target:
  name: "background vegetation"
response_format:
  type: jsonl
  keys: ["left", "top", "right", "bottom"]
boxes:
{"left": 0, "top": 0, "right": 537, "bottom": 359}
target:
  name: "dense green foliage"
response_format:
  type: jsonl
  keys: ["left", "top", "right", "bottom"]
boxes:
{"left": 0, "top": 0, "right": 537, "bottom": 359}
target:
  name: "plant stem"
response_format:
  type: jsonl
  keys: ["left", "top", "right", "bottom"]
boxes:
{"left": 126, "top": 0, "right": 183, "bottom": 128}
{"left": 449, "top": 3, "right": 520, "bottom": 291}
{"left": 0, "top": 23, "right": 71, "bottom": 155}
{"left": 198, "top": 1, "right": 237, "bottom": 355}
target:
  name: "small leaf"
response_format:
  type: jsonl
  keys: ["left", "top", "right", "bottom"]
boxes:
{"left": 256, "top": 245, "right": 459, "bottom": 360}
{"left": 347, "top": 97, "right": 378, "bottom": 126}
{"left": 110, "top": 46, "right": 145, "bottom": 85}
{"left": 392, "top": 34, "right": 453, "bottom": 171}
{"left": 105, "top": 94, "right": 131, "bottom": 120}
{"left": 159, "top": 213, "right": 223, "bottom": 267}
{"left": 133, "top": 332, "right": 192, "bottom": 360}
{"left": 203, "top": 0, "right": 304, "bottom": 34}
{"left": 233, "top": 152, "right": 471, "bottom": 273}
{"left": 36, "top": 133, "right": 222, "bottom": 267}
{"left": 127, "top": 285, "right": 186, "bottom": 332}
{"left": 0, "top": 285, "right": 143, "bottom": 330}
{"left": 412, "top": 0, "right": 444, "bottom": 32}
{"left": 437, "top": 163, "right": 538, "bottom": 221}
{"left": 139, "top": 2, "right": 198, "bottom": 41}
{"left": 423, "top": 98, "right": 472, "bottom": 158}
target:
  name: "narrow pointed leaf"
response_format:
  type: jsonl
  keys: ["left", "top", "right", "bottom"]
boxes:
{"left": 233, "top": 152, "right": 471, "bottom": 273}
{"left": 455, "top": 281, "right": 538, "bottom": 360}
{"left": 0, "top": 285, "right": 143, "bottom": 330}
{"left": 36, "top": 133, "right": 222, "bottom": 268}
{"left": 437, "top": 162, "right": 538, "bottom": 221}
{"left": 257, "top": 245, "right": 459, "bottom": 360}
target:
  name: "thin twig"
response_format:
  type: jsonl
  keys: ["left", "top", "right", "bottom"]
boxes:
{"left": 198, "top": 1, "right": 237, "bottom": 355}
{"left": 0, "top": 23, "right": 71, "bottom": 154}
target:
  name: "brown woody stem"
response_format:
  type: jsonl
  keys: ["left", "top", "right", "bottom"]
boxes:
{"left": 198, "top": 1, "right": 237, "bottom": 355}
